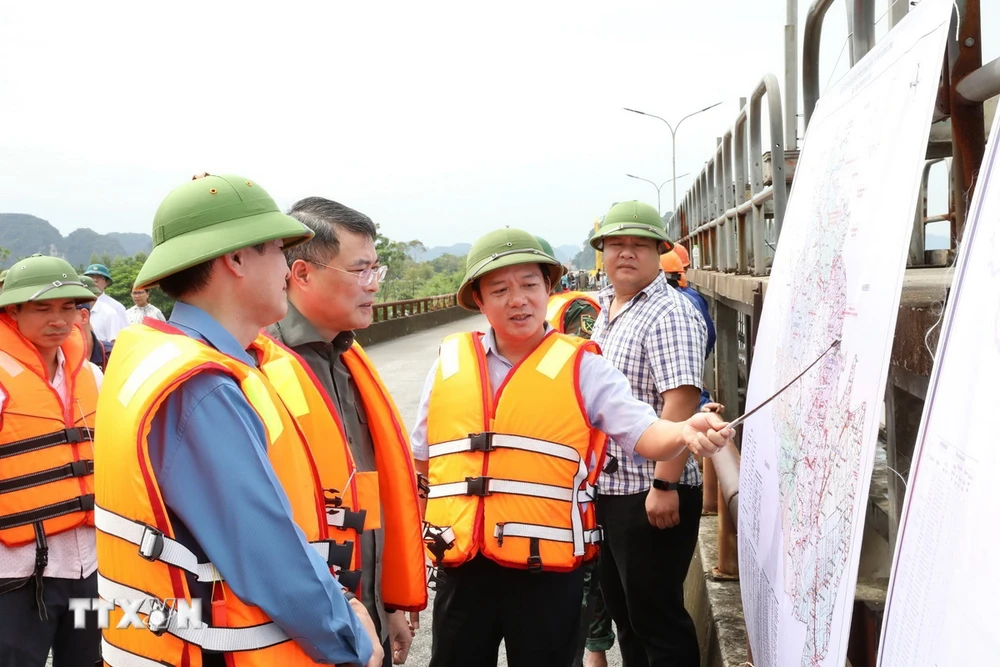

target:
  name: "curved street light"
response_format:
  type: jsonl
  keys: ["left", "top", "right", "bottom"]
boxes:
{"left": 625, "top": 172, "right": 691, "bottom": 216}
{"left": 623, "top": 102, "right": 723, "bottom": 214}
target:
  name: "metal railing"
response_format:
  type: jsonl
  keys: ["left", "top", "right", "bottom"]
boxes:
{"left": 674, "top": 73, "right": 790, "bottom": 276}
{"left": 372, "top": 294, "right": 457, "bottom": 323}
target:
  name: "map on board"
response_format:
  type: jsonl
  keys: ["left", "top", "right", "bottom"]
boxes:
{"left": 737, "top": 1, "right": 955, "bottom": 665}
{"left": 877, "top": 93, "right": 1000, "bottom": 666}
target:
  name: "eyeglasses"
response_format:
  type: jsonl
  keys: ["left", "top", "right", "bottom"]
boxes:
{"left": 306, "top": 260, "right": 388, "bottom": 286}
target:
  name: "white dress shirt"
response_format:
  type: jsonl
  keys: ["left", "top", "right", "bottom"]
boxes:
{"left": 90, "top": 292, "right": 129, "bottom": 341}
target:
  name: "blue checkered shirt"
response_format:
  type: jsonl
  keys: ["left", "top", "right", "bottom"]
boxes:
{"left": 592, "top": 272, "right": 707, "bottom": 494}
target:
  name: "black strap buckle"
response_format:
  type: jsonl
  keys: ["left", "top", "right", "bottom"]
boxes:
{"left": 69, "top": 460, "right": 94, "bottom": 477}
{"left": 330, "top": 508, "right": 367, "bottom": 533}
{"left": 527, "top": 537, "right": 543, "bottom": 573}
{"left": 423, "top": 523, "right": 455, "bottom": 564}
{"left": 337, "top": 569, "right": 363, "bottom": 591}
{"left": 324, "top": 540, "right": 354, "bottom": 569}
{"left": 416, "top": 474, "right": 430, "bottom": 499}
{"left": 138, "top": 525, "right": 165, "bottom": 562}
{"left": 469, "top": 432, "right": 494, "bottom": 453}
{"left": 63, "top": 428, "right": 83, "bottom": 443}
{"left": 79, "top": 494, "right": 95, "bottom": 511}
{"left": 465, "top": 476, "right": 491, "bottom": 497}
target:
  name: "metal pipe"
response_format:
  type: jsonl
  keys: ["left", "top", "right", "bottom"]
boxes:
{"left": 803, "top": 0, "right": 837, "bottom": 128}
{"left": 956, "top": 55, "right": 1000, "bottom": 104}
{"left": 785, "top": 0, "right": 799, "bottom": 150}
{"left": 712, "top": 442, "right": 741, "bottom": 529}
{"left": 734, "top": 100, "right": 749, "bottom": 273}
{"left": 749, "top": 74, "right": 786, "bottom": 274}
{"left": 703, "top": 458, "right": 719, "bottom": 514}
{"left": 848, "top": 0, "right": 876, "bottom": 66}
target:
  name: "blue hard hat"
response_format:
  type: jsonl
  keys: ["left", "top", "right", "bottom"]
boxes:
{"left": 83, "top": 263, "right": 113, "bottom": 284}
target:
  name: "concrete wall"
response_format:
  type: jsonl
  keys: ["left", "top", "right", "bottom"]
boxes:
{"left": 685, "top": 517, "right": 749, "bottom": 667}
{"left": 354, "top": 306, "right": 474, "bottom": 346}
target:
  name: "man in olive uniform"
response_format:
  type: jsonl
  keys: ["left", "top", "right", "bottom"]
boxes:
{"left": 534, "top": 236, "right": 599, "bottom": 339}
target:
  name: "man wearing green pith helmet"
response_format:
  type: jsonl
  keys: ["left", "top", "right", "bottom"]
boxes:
{"left": 589, "top": 201, "right": 710, "bottom": 667}
{"left": 0, "top": 255, "right": 102, "bottom": 666}
{"left": 409, "top": 227, "right": 732, "bottom": 667}
{"left": 94, "top": 174, "right": 381, "bottom": 667}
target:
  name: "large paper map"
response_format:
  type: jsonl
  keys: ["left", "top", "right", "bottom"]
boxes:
{"left": 737, "top": 1, "right": 954, "bottom": 665}
{"left": 878, "top": 92, "right": 1000, "bottom": 666}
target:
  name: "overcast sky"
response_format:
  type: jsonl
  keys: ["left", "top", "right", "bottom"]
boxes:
{"left": 1, "top": 1, "right": 997, "bottom": 250}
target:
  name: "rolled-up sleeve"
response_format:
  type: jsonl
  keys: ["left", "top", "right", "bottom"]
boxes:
{"left": 577, "top": 352, "right": 658, "bottom": 461}
{"left": 148, "top": 372, "right": 373, "bottom": 665}
{"left": 409, "top": 360, "right": 439, "bottom": 462}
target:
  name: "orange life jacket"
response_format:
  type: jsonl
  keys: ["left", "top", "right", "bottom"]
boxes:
{"left": 0, "top": 316, "right": 97, "bottom": 547}
{"left": 95, "top": 321, "right": 341, "bottom": 667}
{"left": 424, "top": 331, "right": 608, "bottom": 572}
{"left": 546, "top": 291, "right": 600, "bottom": 334}
{"left": 252, "top": 333, "right": 427, "bottom": 611}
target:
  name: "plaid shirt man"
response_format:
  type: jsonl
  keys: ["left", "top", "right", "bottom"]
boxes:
{"left": 591, "top": 271, "right": 708, "bottom": 494}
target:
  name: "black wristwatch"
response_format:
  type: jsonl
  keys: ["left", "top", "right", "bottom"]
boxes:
{"left": 652, "top": 478, "right": 681, "bottom": 492}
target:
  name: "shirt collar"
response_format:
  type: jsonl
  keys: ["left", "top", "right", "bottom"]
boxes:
{"left": 167, "top": 301, "right": 256, "bottom": 367}
{"left": 598, "top": 271, "right": 669, "bottom": 309}
{"left": 481, "top": 322, "right": 552, "bottom": 364}
{"left": 271, "top": 302, "right": 356, "bottom": 355}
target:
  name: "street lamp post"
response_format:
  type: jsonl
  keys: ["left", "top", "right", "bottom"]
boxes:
{"left": 623, "top": 102, "right": 723, "bottom": 215}
{"left": 625, "top": 172, "right": 691, "bottom": 216}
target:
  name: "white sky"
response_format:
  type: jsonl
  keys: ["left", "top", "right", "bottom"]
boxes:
{"left": 1, "top": 1, "right": 997, "bottom": 249}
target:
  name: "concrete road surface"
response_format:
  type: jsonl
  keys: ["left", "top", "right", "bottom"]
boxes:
{"left": 366, "top": 315, "right": 623, "bottom": 667}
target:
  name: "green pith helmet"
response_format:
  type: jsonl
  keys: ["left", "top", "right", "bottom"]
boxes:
{"left": 589, "top": 200, "right": 673, "bottom": 254}
{"left": 0, "top": 270, "right": 7, "bottom": 286}
{"left": 79, "top": 274, "right": 103, "bottom": 297}
{"left": 134, "top": 174, "right": 315, "bottom": 289}
{"left": 533, "top": 235, "right": 556, "bottom": 258}
{"left": 457, "top": 228, "right": 563, "bottom": 311}
{"left": 0, "top": 255, "right": 97, "bottom": 308}
{"left": 83, "top": 263, "right": 113, "bottom": 284}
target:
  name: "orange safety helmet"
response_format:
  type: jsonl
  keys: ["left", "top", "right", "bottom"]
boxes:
{"left": 672, "top": 244, "right": 691, "bottom": 268}
{"left": 659, "top": 250, "right": 688, "bottom": 287}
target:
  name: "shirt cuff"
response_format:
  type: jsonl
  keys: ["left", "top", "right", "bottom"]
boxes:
{"left": 623, "top": 415, "right": 659, "bottom": 464}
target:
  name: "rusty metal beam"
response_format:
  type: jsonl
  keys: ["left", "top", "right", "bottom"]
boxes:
{"left": 948, "top": 0, "right": 985, "bottom": 243}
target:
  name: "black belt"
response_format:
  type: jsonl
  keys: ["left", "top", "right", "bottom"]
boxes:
{"left": 0, "top": 428, "right": 95, "bottom": 460}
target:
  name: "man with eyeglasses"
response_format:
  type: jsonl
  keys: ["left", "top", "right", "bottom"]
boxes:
{"left": 265, "top": 197, "right": 427, "bottom": 667}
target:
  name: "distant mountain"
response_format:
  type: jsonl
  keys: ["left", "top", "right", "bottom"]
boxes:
{"left": 107, "top": 232, "right": 153, "bottom": 256}
{"left": 0, "top": 213, "right": 152, "bottom": 269}
{"left": 418, "top": 243, "right": 472, "bottom": 261}
{"left": 925, "top": 230, "right": 949, "bottom": 250}
{"left": 554, "top": 244, "right": 580, "bottom": 264}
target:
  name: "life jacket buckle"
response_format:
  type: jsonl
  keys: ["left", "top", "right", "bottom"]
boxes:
{"left": 469, "top": 432, "right": 495, "bottom": 453}
{"left": 138, "top": 526, "right": 165, "bottom": 562}
{"left": 465, "top": 476, "right": 491, "bottom": 497}
{"left": 70, "top": 460, "right": 94, "bottom": 477}
{"left": 146, "top": 599, "right": 172, "bottom": 636}
{"left": 64, "top": 428, "right": 83, "bottom": 444}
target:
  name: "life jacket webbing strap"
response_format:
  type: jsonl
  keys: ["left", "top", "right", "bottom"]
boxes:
{"left": 97, "top": 505, "right": 351, "bottom": 585}
{"left": 494, "top": 522, "right": 603, "bottom": 546}
{"left": 427, "top": 433, "right": 580, "bottom": 462}
{"left": 0, "top": 494, "right": 94, "bottom": 531}
{"left": 101, "top": 638, "right": 166, "bottom": 667}
{"left": 0, "top": 459, "right": 94, "bottom": 495}
{"left": 426, "top": 477, "right": 594, "bottom": 504}
{"left": 97, "top": 574, "right": 292, "bottom": 652}
{"left": 0, "top": 427, "right": 95, "bottom": 460}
